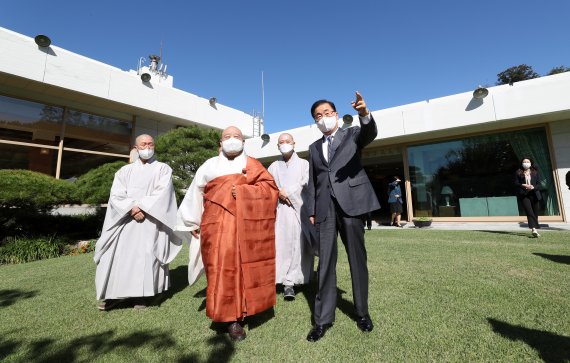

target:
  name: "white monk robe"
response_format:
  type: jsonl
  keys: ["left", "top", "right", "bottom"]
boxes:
{"left": 268, "top": 152, "right": 314, "bottom": 286}
{"left": 176, "top": 152, "right": 247, "bottom": 285}
{"left": 94, "top": 158, "right": 182, "bottom": 300}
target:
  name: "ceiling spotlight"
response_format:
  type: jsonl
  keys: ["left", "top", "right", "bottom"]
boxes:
{"left": 34, "top": 34, "right": 51, "bottom": 48}
{"left": 342, "top": 114, "right": 353, "bottom": 124}
{"left": 140, "top": 73, "right": 151, "bottom": 82}
{"left": 261, "top": 134, "right": 270, "bottom": 142}
{"left": 209, "top": 97, "right": 217, "bottom": 106}
{"left": 473, "top": 86, "right": 489, "bottom": 99}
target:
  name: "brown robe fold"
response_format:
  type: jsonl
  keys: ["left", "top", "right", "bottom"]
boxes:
{"left": 200, "top": 157, "right": 279, "bottom": 322}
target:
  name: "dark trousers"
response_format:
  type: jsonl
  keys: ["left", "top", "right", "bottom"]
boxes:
{"left": 520, "top": 193, "right": 540, "bottom": 229}
{"left": 314, "top": 197, "right": 369, "bottom": 325}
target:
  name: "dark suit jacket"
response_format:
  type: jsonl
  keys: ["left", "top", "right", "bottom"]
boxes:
{"left": 514, "top": 170, "right": 542, "bottom": 200}
{"left": 307, "top": 116, "right": 381, "bottom": 223}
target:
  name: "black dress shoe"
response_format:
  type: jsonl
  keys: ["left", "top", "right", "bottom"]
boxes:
{"left": 357, "top": 315, "right": 374, "bottom": 332}
{"left": 306, "top": 323, "right": 333, "bottom": 342}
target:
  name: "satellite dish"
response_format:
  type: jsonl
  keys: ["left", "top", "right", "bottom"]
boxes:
{"left": 261, "top": 134, "right": 270, "bottom": 142}
{"left": 342, "top": 114, "right": 353, "bottom": 124}
{"left": 34, "top": 34, "right": 51, "bottom": 48}
{"left": 473, "top": 86, "right": 489, "bottom": 99}
{"left": 140, "top": 73, "right": 151, "bottom": 82}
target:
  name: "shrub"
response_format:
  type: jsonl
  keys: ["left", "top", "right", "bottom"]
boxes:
{"left": 74, "top": 160, "right": 127, "bottom": 204}
{"left": 0, "top": 236, "right": 67, "bottom": 265}
{"left": 0, "top": 170, "right": 78, "bottom": 240}
{"left": 0, "top": 170, "right": 77, "bottom": 212}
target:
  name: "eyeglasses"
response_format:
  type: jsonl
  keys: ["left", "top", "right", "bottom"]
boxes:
{"left": 138, "top": 142, "right": 154, "bottom": 148}
{"left": 313, "top": 110, "right": 336, "bottom": 121}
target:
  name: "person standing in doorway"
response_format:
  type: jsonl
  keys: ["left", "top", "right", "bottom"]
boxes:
{"left": 388, "top": 176, "right": 403, "bottom": 227}
{"left": 514, "top": 157, "right": 542, "bottom": 237}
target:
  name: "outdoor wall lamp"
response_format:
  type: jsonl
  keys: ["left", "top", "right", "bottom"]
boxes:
{"left": 473, "top": 86, "right": 489, "bottom": 99}
{"left": 34, "top": 34, "right": 51, "bottom": 48}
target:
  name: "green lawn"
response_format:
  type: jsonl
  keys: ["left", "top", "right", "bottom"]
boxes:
{"left": 1, "top": 230, "right": 569, "bottom": 362}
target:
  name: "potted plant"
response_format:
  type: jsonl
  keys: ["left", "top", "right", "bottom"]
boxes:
{"left": 412, "top": 216, "right": 432, "bottom": 228}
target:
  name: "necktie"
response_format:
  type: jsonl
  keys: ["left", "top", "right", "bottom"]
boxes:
{"left": 327, "top": 135, "right": 333, "bottom": 162}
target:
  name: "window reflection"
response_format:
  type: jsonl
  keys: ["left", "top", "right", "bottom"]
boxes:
{"left": 407, "top": 128, "right": 559, "bottom": 217}
{"left": 60, "top": 151, "right": 125, "bottom": 180}
{"left": 0, "top": 95, "right": 63, "bottom": 143}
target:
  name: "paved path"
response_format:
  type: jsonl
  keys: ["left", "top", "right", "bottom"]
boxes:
{"left": 371, "top": 222, "right": 570, "bottom": 231}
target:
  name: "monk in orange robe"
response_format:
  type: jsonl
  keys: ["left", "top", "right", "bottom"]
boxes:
{"left": 177, "top": 126, "right": 279, "bottom": 341}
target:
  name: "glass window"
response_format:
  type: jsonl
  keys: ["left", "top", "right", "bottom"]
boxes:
{"left": 0, "top": 142, "right": 58, "bottom": 176}
{"left": 64, "top": 110, "right": 131, "bottom": 154}
{"left": 407, "top": 128, "right": 559, "bottom": 217}
{"left": 0, "top": 95, "right": 63, "bottom": 143}
{"left": 59, "top": 150, "right": 126, "bottom": 180}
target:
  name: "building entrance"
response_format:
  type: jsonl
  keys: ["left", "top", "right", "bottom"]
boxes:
{"left": 363, "top": 148, "right": 407, "bottom": 227}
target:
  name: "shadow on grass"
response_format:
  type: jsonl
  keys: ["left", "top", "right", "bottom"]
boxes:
{"left": 156, "top": 265, "right": 189, "bottom": 306}
{"left": 2, "top": 329, "right": 235, "bottom": 363}
{"left": 533, "top": 253, "right": 570, "bottom": 265}
{"left": 247, "top": 307, "right": 275, "bottom": 331}
{"left": 488, "top": 318, "right": 570, "bottom": 363}
{"left": 337, "top": 288, "right": 359, "bottom": 321}
{"left": 0, "top": 289, "right": 38, "bottom": 308}
{"left": 520, "top": 223, "right": 568, "bottom": 231}
{"left": 0, "top": 334, "right": 21, "bottom": 360}
{"left": 473, "top": 230, "right": 534, "bottom": 238}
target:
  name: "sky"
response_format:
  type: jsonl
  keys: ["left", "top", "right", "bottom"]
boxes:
{"left": 2, "top": 0, "right": 570, "bottom": 134}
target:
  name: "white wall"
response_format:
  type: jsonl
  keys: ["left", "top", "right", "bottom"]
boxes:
{"left": 245, "top": 72, "right": 570, "bottom": 159}
{"left": 0, "top": 27, "right": 255, "bottom": 136}
{"left": 550, "top": 119, "right": 570, "bottom": 220}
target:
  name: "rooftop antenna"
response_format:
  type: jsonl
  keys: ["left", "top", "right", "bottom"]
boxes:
{"left": 261, "top": 71, "right": 265, "bottom": 120}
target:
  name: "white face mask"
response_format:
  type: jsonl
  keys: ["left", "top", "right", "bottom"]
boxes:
{"left": 522, "top": 162, "right": 531, "bottom": 170}
{"left": 138, "top": 148, "right": 154, "bottom": 160}
{"left": 279, "top": 143, "right": 294, "bottom": 155}
{"left": 317, "top": 115, "right": 338, "bottom": 134}
{"left": 222, "top": 137, "right": 244, "bottom": 154}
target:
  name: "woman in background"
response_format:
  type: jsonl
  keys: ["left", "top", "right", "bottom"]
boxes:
{"left": 514, "top": 157, "right": 542, "bottom": 237}
{"left": 388, "top": 176, "right": 403, "bottom": 228}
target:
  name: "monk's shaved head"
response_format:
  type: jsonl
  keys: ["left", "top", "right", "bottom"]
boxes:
{"left": 135, "top": 134, "right": 154, "bottom": 147}
{"left": 277, "top": 133, "right": 294, "bottom": 145}
{"left": 221, "top": 126, "right": 244, "bottom": 141}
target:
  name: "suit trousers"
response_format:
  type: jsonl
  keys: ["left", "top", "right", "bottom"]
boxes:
{"left": 519, "top": 193, "right": 540, "bottom": 229}
{"left": 314, "top": 197, "right": 369, "bottom": 325}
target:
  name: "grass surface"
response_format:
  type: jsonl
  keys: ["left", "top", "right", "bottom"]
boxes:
{"left": 1, "top": 230, "right": 569, "bottom": 362}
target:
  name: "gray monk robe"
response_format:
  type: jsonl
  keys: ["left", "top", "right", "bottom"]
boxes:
{"left": 268, "top": 152, "right": 314, "bottom": 286}
{"left": 94, "top": 158, "right": 182, "bottom": 300}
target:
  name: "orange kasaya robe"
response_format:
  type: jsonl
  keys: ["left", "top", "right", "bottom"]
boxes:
{"left": 200, "top": 157, "right": 279, "bottom": 322}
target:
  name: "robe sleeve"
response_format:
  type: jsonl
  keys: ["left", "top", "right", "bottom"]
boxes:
{"left": 94, "top": 167, "right": 135, "bottom": 263}
{"left": 104, "top": 167, "right": 137, "bottom": 231}
{"left": 285, "top": 160, "right": 309, "bottom": 212}
{"left": 176, "top": 164, "right": 207, "bottom": 232}
{"left": 137, "top": 165, "right": 178, "bottom": 231}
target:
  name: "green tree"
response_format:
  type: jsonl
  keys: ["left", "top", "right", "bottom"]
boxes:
{"left": 74, "top": 160, "right": 127, "bottom": 204}
{"left": 546, "top": 65, "right": 570, "bottom": 75}
{"left": 155, "top": 125, "right": 221, "bottom": 201}
{"left": 496, "top": 64, "right": 539, "bottom": 85}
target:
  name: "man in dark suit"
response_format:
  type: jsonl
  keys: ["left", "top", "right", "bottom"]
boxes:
{"left": 305, "top": 91, "right": 381, "bottom": 342}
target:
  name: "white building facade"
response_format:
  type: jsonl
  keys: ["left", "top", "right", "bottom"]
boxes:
{"left": 0, "top": 27, "right": 255, "bottom": 179}
{"left": 245, "top": 73, "right": 570, "bottom": 223}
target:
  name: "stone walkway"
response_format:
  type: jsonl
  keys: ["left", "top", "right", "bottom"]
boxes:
{"left": 371, "top": 222, "right": 570, "bottom": 231}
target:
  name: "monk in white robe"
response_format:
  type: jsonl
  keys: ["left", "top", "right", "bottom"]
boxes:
{"left": 177, "top": 126, "right": 279, "bottom": 342}
{"left": 94, "top": 134, "right": 182, "bottom": 310}
{"left": 268, "top": 133, "right": 314, "bottom": 301}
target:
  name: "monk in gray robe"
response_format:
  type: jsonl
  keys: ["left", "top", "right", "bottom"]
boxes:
{"left": 268, "top": 133, "right": 314, "bottom": 301}
{"left": 94, "top": 134, "right": 182, "bottom": 310}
